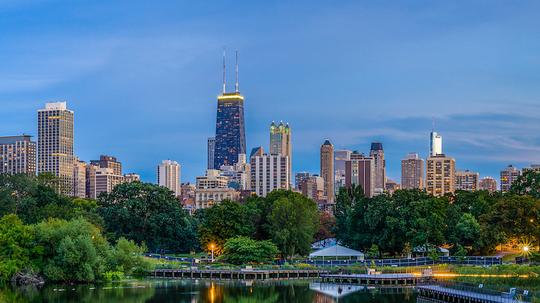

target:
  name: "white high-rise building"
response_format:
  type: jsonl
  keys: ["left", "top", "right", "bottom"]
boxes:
{"left": 250, "top": 147, "right": 290, "bottom": 197}
{"left": 37, "top": 102, "right": 74, "bottom": 195}
{"left": 430, "top": 131, "right": 443, "bottom": 156}
{"left": 157, "top": 160, "right": 181, "bottom": 196}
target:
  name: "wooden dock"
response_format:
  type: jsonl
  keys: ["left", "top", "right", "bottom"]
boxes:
{"left": 320, "top": 273, "right": 432, "bottom": 286}
{"left": 417, "top": 285, "right": 526, "bottom": 303}
{"left": 151, "top": 269, "right": 325, "bottom": 280}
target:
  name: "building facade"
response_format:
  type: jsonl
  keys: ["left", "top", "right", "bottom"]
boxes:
{"left": 207, "top": 137, "right": 215, "bottom": 169}
{"left": 334, "top": 150, "right": 351, "bottom": 192}
{"left": 345, "top": 153, "right": 375, "bottom": 198}
{"left": 479, "top": 177, "right": 497, "bottom": 192}
{"left": 73, "top": 158, "right": 87, "bottom": 198}
{"left": 426, "top": 154, "right": 455, "bottom": 196}
{"left": 123, "top": 173, "right": 141, "bottom": 183}
{"left": 157, "top": 160, "right": 181, "bottom": 196}
{"left": 0, "top": 135, "right": 36, "bottom": 176}
{"left": 214, "top": 92, "right": 246, "bottom": 168}
{"left": 500, "top": 165, "right": 521, "bottom": 192}
{"left": 300, "top": 175, "right": 324, "bottom": 202}
{"left": 430, "top": 131, "right": 443, "bottom": 156}
{"left": 94, "top": 167, "right": 125, "bottom": 197}
{"left": 250, "top": 147, "right": 290, "bottom": 197}
{"left": 370, "top": 142, "right": 386, "bottom": 194}
{"left": 295, "top": 172, "right": 311, "bottom": 190}
{"left": 401, "top": 152, "right": 424, "bottom": 189}
{"left": 455, "top": 170, "right": 479, "bottom": 191}
{"left": 90, "top": 155, "right": 122, "bottom": 176}
{"left": 37, "top": 102, "right": 74, "bottom": 195}
{"left": 270, "top": 121, "right": 292, "bottom": 183}
{"left": 320, "top": 140, "right": 335, "bottom": 202}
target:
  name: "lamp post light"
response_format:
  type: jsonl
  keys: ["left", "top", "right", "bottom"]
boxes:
{"left": 210, "top": 243, "right": 215, "bottom": 263}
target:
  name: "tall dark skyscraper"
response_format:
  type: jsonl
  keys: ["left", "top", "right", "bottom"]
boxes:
{"left": 214, "top": 51, "right": 246, "bottom": 168}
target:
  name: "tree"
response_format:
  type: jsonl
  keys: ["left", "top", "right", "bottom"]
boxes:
{"left": 98, "top": 182, "right": 198, "bottom": 253}
{"left": 0, "top": 214, "right": 40, "bottom": 283}
{"left": 33, "top": 218, "right": 111, "bottom": 282}
{"left": 222, "top": 236, "right": 278, "bottom": 265}
{"left": 196, "top": 200, "right": 255, "bottom": 255}
{"left": 109, "top": 238, "right": 151, "bottom": 276}
{"left": 314, "top": 212, "right": 336, "bottom": 242}
{"left": 453, "top": 213, "right": 481, "bottom": 250}
{"left": 268, "top": 191, "right": 319, "bottom": 258}
{"left": 511, "top": 170, "right": 540, "bottom": 199}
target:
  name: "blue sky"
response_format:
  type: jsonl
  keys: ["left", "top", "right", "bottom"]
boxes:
{"left": 1, "top": 0, "right": 539, "bottom": 184}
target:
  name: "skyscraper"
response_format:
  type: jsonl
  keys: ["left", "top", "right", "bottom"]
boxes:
{"left": 214, "top": 51, "right": 246, "bottom": 168}
{"left": 207, "top": 137, "right": 215, "bottom": 169}
{"left": 370, "top": 142, "right": 386, "bottom": 193}
{"left": 270, "top": 121, "right": 292, "bottom": 182}
{"left": 401, "top": 152, "right": 424, "bottom": 190}
{"left": 0, "top": 135, "right": 36, "bottom": 176}
{"left": 479, "top": 177, "right": 497, "bottom": 192}
{"left": 430, "top": 131, "right": 443, "bottom": 156}
{"left": 455, "top": 170, "right": 480, "bottom": 191}
{"left": 500, "top": 165, "right": 521, "bottom": 192}
{"left": 250, "top": 147, "right": 289, "bottom": 197}
{"left": 37, "top": 102, "right": 74, "bottom": 195}
{"left": 426, "top": 154, "right": 455, "bottom": 196}
{"left": 157, "top": 160, "right": 181, "bottom": 196}
{"left": 73, "top": 158, "right": 87, "bottom": 198}
{"left": 345, "top": 152, "right": 375, "bottom": 198}
{"left": 320, "top": 140, "right": 335, "bottom": 203}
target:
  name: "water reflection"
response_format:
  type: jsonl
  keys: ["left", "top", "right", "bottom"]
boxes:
{"left": 1, "top": 279, "right": 418, "bottom": 303}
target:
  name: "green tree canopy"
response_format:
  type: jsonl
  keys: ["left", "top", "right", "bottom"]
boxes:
{"left": 511, "top": 170, "right": 540, "bottom": 199}
{"left": 196, "top": 200, "right": 255, "bottom": 255}
{"left": 97, "top": 182, "right": 198, "bottom": 253}
{"left": 267, "top": 191, "right": 319, "bottom": 258}
{"left": 222, "top": 236, "right": 278, "bottom": 265}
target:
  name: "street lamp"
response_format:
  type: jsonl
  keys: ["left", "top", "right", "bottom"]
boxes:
{"left": 523, "top": 246, "right": 530, "bottom": 253}
{"left": 210, "top": 243, "right": 215, "bottom": 263}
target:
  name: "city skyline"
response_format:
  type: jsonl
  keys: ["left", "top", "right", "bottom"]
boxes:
{"left": 1, "top": 1, "right": 540, "bottom": 183}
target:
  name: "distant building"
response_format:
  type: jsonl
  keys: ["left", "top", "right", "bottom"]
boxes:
{"left": 0, "top": 135, "right": 36, "bottom": 176}
{"left": 334, "top": 150, "right": 351, "bottom": 192}
{"left": 195, "top": 188, "right": 239, "bottom": 209}
{"left": 250, "top": 147, "right": 290, "bottom": 197}
{"left": 300, "top": 175, "right": 324, "bottom": 202}
{"left": 123, "top": 173, "right": 141, "bottom": 183}
{"left": 157, "top": 160, "right": 181, "bottom": 196}
{"left": 455, "top": 170, "right": 480, "bottom": 191}
{"left": 270, "top": 121, "right": 292, "bottom": 184}
{"left": 196, "top": 169, "right": 229, "bottom": 189}
{"left": 91, "top": 155, "right": 122, "bottom": 176}
{"left": 320, "top": 140, "right": 335, "bottom": 202}
{"left": 430, "top": 131, "right": 443, "bottom": 156}
{"left": 295, "top": 172, "right": 311, "bottom": 190}
{"left": 385, "top": 179, "right": 400, "bottom": 194}
{"left": 213, "top": 53, "right": 246, "bottom": 168}
{"left": 426, "top": 154, "right": 455, "bottom": 196}
{"left": 345, "top": 152, "right": 375, "bottom": 198}
{"left": 38, "top": 102, "right": 74, "bottom": 195}
{"left": 500, "top": 165, "right": 521, "bottom": 192}
{"left": 95, "top": 167, "right": 125, "bottom": 197}
{"left": 73, "top": 158, "right": 87, "bottom": 198}
{"left": 401, "top": 152, "right": 424, "bottom": 190}
{"left": 219, "top": 153, "right": 250, "bottom": 190}
{"left": 85, "top": 163, "right": 98, "bottom": 199}
{"left": 522, "top": 164, "right": 540, "bottom": 174}
{"left": 207, "top": 137, "right": 215, "bottom": 169}
{"left": 479, "top": 177, "right": 497, "bottom": 192}
{"left": 370, "top": 142, "right": 386, "bottom": 193}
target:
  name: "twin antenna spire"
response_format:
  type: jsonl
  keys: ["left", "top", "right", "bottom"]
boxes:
{"left": 222, "top": 49, "right": 239, "bottom": 94}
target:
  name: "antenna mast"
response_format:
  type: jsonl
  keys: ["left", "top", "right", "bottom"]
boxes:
{"left": 235, "top": 50, "right": 239, "bottom": 92}
{"left": 222, "top": 48, "right": 226, "bottom": 94}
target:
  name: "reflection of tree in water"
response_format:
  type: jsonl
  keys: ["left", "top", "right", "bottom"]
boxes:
{"left": 0, "top": 283, "right": 155, "bottom": 303}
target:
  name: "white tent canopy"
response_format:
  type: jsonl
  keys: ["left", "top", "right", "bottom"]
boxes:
{"left": 309, "top": 244, "right": 364, "bottom": 260}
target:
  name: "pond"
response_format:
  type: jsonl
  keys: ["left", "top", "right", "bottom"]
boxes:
{"left": 0, "top": 279, "right": 419, "bottom": 303}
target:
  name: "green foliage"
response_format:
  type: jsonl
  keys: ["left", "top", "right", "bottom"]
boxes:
{"left": 222, "top": 236, "right": 278, "bottom": 265}
{"left": 268, "top": 191, "right": 319, "bottom": 258}
{"left": 98, "top": 181, "right": 198, "bottom": 253}
{"left": 102, "top": 270, "right": 125, "bottom": 281}
{"left": 367, "top": 244, "right": 379, "bottom": 258}
{"left": 0, "top": 215, "right": 41, "bottom": 283}
{"left": 109, "top": 238, "right": 151, "bottom": 276}
{"left": 196, "top": 200, "right": 255, "bottom": 255}
{"left": 511, "top": 170, "right": 540, "bottom": 199}
{"left": 334, "top": 188, "right": 540, "bottom": 256}
{"left": 33, "top": 218, "right": 110, "bottom": 282}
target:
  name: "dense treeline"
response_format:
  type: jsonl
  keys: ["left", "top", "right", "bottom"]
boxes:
{"left": 335, "top": 171, "right": 540, "bottom": 257}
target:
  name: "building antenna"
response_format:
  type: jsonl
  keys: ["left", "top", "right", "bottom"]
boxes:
{"left": 222, "top": 48, "right": 227, "bottom": 94}
{"left": 235, "top": 50, "right": 239, "bottom": 92}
